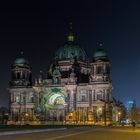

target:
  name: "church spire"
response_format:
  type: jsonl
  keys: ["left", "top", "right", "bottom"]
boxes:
{"left": 67, "top": 22, "right": 75, "bottom": 42}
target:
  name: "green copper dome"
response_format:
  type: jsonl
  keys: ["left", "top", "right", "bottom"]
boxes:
{"left": 55, "top": 42, "right": 87, "bottom": 61}
{"left": 14, "top": 58, "right": 29, "bottom": 65}
{"left": 93, "top": 48, "right": 108, "bottom": 61}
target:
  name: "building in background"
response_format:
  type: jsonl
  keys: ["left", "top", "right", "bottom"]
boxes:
{"left": 125, "top": 101, "right": 134, "bottom": 113}
{"left": 125, "top": 100, "right": 134, "bottom": 123}
{"left": 129, "top": 100, "right": 140, "bottom": 123}
{"left": 9, "top": 30, "right": 121, "bottom": 125}
{"left": 112, "top": 100, "right": 126, "bottom": 124}
{"left": 0, "top": 106, "right": 9, "bottom": 125}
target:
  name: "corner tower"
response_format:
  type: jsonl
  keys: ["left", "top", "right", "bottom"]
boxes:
{"left": 90, "top": 43, "right": 112, "bottom": 102}
{"left": 9, "top": 54, "right": 35, "bottom": 123}
{"left": 10, "top": 55, "right": 32, "bottom": 87}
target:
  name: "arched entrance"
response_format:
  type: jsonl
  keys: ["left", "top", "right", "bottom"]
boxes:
{"left": 42, "top": 87, "right": 67, "bottom": 122}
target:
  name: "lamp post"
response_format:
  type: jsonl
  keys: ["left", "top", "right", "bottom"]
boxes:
{"left": 118, "top": 111, "right": 121, "bottom": 125}
{"left": 23, "top": 93, "right": 27, "bottom": 125}
{"left": 104, "top": 102, "right": 107, "bottom": 126}
{"left": 24, "top": 112, "right": 29, "bottom": 124}
{"left": 63, "top": 103, "right": 67, "bottom": 125}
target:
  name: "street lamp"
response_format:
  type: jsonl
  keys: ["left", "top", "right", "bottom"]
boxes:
{"left": 63, "top": 103, "right": 67, "bottom": 125}
{"left": 104, "top": 102, "right": 107, "bottom": 126}
{"left": 118, "top": 111, "right": 121, "bottom": 124}
{"left": 25, "top": 113, "right": 29, "bottom": 117}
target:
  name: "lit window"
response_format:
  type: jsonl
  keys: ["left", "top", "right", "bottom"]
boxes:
{"left": 16, "top": 96, "right": 20, "bottom": 103}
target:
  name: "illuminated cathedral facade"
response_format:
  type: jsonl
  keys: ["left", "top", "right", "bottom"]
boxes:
{"left": 9, "top": 31, "right": 117, "bottom": 125}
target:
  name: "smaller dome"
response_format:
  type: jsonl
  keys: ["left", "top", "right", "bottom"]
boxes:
{"left": 93, "top": 48, "right": 108, "bottom": 61}
{"left": 14, "top": 58, "right": 29, "bottom": 65}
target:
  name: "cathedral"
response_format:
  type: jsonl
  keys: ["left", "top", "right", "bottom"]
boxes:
{"left": 9, "top": 30, "right": 118, "bottom": 125}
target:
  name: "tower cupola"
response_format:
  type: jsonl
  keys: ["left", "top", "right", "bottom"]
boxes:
{"left": 10, "top": 52, "right": 32, "bottom": 87}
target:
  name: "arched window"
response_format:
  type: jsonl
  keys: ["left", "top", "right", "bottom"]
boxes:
{"left": 15, "top": 96, "right": 20, "bottom": 103}
{"left": 81, "top": 95, "right": 86, "bottom": 102}
{"left": 17, "top": 72, "right": 20, "bottom": 79}
{"left": 30, "top": 96, "right": 34, "bottom": 103}
{"left": 67, "top": 93, "right": 70, "bottom": 102}
{"left": 106, "top": 64, "right": 110, "bottom": 74}
{"left": 97, "top": 93, "right": 102, "bottom": 100}
{"left": 97, "top": 66, "right": 103, "bottom": 74}
{"left": 22, "top": 73, "right": 25, "bottom": 79}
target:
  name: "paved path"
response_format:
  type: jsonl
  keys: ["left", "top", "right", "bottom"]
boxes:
{"left": 0, "top": 128, "right": 66, "bottom": 136}
{"left": 0, "top": 127, "right": 140, "bottom": 140}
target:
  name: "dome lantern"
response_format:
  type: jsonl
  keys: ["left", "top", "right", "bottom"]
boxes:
{"left": 67, "top": 32, "right": 74, "bottom": 42}
{"left": 67, "top": 22, "right": 75, "bottom": 42}
{"left": 55, "top": 24, "right": 87, "bottom": 61}
{"left": 14, "top": 52, "right": 29, "bottom": 65}
{"left": 93, "top": 43, "right": 108, "bottom": 61}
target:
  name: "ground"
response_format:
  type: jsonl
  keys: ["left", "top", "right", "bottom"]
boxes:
{"left": 0, "top": 126, "right": 140, "bottom": 140}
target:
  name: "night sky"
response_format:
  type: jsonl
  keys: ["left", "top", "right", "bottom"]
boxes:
{"left": 0, "top": 0, "right": 140, "bottom": 107}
